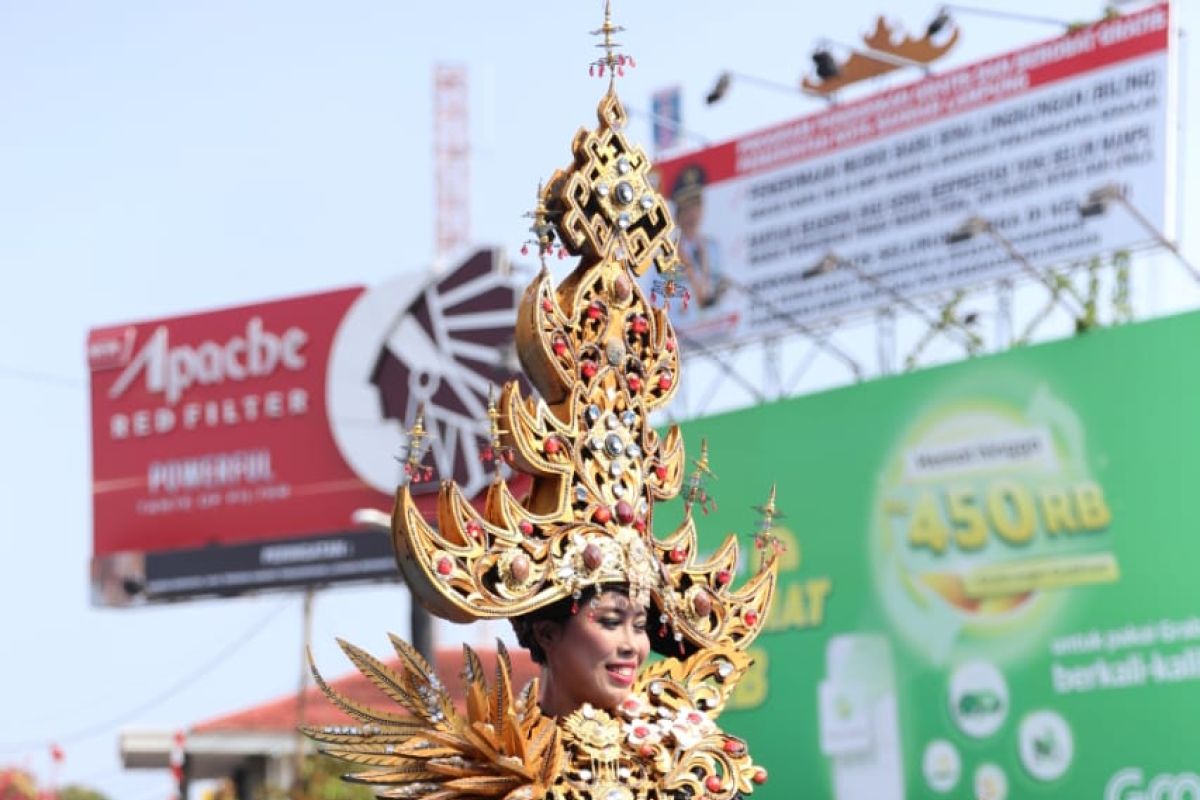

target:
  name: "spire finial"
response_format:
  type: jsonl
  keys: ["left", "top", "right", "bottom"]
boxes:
{"left": 589, "top": 0, "right": 634, "bottom": 80}
{"left": 481, "top": 383, "right": 512, "bottom": 476}
{"left": 752, "top": 484, "right": 787, "bottom": 571}
{"left": 522, "top": 181, "right": 561, "bottom": 260}
{"left": 401, "top": 403, "right": 435, "bottom": 483}
{"left": 684, "top": 439, "right": 718, "bottom": 516}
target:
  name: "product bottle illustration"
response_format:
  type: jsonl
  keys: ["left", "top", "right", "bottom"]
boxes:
{"left": 819, "top": 633, "right": 905, "bottom": 800}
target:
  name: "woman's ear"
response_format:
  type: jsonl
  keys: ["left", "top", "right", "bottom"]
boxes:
{"left": 531, "top": 620, "right": 561, "bottom": 658}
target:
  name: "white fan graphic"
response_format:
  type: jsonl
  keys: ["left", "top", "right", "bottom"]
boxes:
{"left": 327, "top": 248, "right": 520, "bottom": 500}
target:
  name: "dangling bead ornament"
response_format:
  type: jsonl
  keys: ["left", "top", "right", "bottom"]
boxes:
{"left": 480, "top": 384, "right": 513, "bottom": 471}
{"left": 684, "top": 439, "right": 718, "bottom": 516}
{"left": 400, "top": 403, "right": 435, "bottom": 483}
{"left": 652, "top": 259, "right": 691, "bottom": 311}
{"left": 521, "top": 181, "right": 557, "bottom": 259}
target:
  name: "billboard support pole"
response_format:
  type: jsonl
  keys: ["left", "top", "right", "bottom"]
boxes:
{"left": 820, "top": 252, "right": 983, "bottom": 353}
{"left": 411, "top": 600, "right": 435, "bottom": 665}
{"left": 940, "top": 4, "right": 1074, "bottom": 31}
{"left": 996, "top": 279, "right": 1014, "bottom": 349}
{"left": 762, "top": 337, "right": 783, "bottom": 398}
{"left": 876, "top": 308, "right": 896, "bottom": 375}
{"left": 948, "top": 217, "right": 1087, "bottom": 322}
{"left": 724, "top": 277, "right": 864, "bottom": 381}
{"left": 677, "top": 330, "right": 767, "bottom": 406}
{"left": 1080, "top": 184, "right": 1200, "bottom": 284}
{"left": 292, "top": 587, "right": 315, "bottom": 790}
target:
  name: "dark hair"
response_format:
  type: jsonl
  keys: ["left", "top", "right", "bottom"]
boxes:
{"left": 510, "top": 585, "right": 695, "bottom": 662}
{"left": 510, "top": 584, "right": 633, "bottom": 664}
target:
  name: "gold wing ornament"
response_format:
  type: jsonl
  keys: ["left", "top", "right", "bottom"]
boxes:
{"left": 307, "top": 5, "right": 780, "bottom": 799}
{"left": 305, "top": 638, "right": 563, "bottom": 800}
{"left": 306, "top": 638, "right": 768, "bottom": 800}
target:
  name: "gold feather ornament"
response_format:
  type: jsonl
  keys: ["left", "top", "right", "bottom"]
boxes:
{"left": 308, "top": 4, "right": 779, "bottom": 799}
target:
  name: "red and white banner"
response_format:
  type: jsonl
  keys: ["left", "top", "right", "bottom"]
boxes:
{"left": 89, "top": 249, "right": 519, "bottom": 605}
{"left": 653, "top": 4, "right": 1172, "bottom": 341}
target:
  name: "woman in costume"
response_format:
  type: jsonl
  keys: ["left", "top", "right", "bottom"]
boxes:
{"left": 306, "top": 7, "right": 780, "bottom": 800}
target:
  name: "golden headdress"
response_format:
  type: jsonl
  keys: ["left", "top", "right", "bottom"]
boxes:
{"left": 307, "top": 5, "right": 779, "bottom": 799}
{"left": 390, "top": 46, "right": 775, "bottom": 663}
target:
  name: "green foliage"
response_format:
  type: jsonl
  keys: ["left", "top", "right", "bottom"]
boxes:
{"left": 58, "top": 785, "right": 112, "bottom": 800}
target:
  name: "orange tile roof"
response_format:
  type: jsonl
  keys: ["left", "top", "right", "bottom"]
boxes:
{"left": 194, "top": 646, "right": 538, "bottom": 734}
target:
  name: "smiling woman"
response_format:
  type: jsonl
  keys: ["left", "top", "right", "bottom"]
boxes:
{"left": 513, "top": 586, "right": 651, "bottom": 718}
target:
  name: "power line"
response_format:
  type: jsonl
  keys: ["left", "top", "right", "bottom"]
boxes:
{"left": 0, "top": 601, "right": 291, "bottom": 756}
{"left": 0, "top": 363, "right": 83, "bottom": 390}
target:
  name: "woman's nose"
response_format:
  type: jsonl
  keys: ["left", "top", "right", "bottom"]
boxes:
{"left": 616, "top": 623, "right": 639, "bottom": 657}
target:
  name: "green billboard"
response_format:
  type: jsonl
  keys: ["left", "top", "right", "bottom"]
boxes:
{"left": 670, "top": 310, "right": 1200, "bottom": 800}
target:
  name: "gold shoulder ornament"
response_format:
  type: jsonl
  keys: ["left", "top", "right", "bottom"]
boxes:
{"left": 307, "top": 4, "right": 780, "bottom": 799}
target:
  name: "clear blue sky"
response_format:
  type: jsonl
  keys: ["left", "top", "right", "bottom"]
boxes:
{"left": 1, "top": 2, "right": 1196, "bottom": 798}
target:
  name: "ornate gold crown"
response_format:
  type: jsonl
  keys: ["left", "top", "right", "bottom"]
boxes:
{"left": 390, "top": 28, "right": 777, "bottom": 656}
{"left": 306, "top": 8, "right": 781, "bottom": 800}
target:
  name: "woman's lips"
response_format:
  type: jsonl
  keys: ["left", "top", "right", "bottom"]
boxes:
{"left": 606, "top": 663, "right": 636, "bottom": 687}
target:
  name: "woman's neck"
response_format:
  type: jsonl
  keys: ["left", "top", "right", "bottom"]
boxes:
{"left": 537, "top": 665, "right": 576, "bottom": 719}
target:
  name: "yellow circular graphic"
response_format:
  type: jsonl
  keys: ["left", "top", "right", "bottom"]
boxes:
{"left": 870, "top": 383, "right": 1116, "bottom": 665}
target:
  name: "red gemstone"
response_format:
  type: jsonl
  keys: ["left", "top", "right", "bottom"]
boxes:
{"left": 744, "top": 610, "right": 759, "bottom": 626}
{"left": 581, "top": 361, "right": 598, "bottom": 378}
{"left": 669, "top": 546, "right": 687, "bottom": 564}
{"left": 657, "top": 374, "right": 672, "bottom": 391}
{"left": 640, "top": 744, "right": 655, "bottom": 758}
{"left": 544, "top": 437, "right": 561, "bottom": 454}
{"left": 705, "top": 776, "right": 723, "bottom": 793}
{"left": 722, "top": 739, "right": 743, "bottom": 755}
{"left": 593, "top": 506, "right": 612, "bottom": 524}
{"left": 542, "top": 297, "right": 554, "bottom": 313}
{"left": 665, "top": 338, "right": 676, "bottom": 352}
{"left": 583, "top": 543, "right": 604, "bottom": 571}
{"left": 552, "top": 338, "right": 567, "bottom": 356}
{"left": 631, "top": 316, "right": 649, "bottom": 334}
{"left": 586, "top": 302, "right": 604, "bottom": 320}
{"left": 634, "top": 725, "right": 650, "bottom": 738}
{"left": 655, "top": 465, "right": 668, "bottom": 481}
{"left": 465, "top": 519, "right": 483, "bottom": 539}
{"left": 633, "top": 516, "right": 647, "bottom": 532}
{"left": 627, "top": 374, "right": 642, "bottom": 392}
{"left": 753, "top": 769, "right": 768, "bottom": 785}
{"left": 716, "top": 569, "right": 732, "bottom": 586}
{"left": 519, "top": 519, "right": 534, "bottom": 536}
{"left": 615, "top": 500, "right": 635, "bottom": 524}
{"left": 436, "top": 557, "right": 453, "bottom": 576}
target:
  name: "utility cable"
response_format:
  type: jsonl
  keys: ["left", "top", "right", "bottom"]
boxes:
{"left": 0, "top": 363, "right": 82, "bottom": 389}
{"left": 0, "top": 600, "right": 291, "bottom": 755}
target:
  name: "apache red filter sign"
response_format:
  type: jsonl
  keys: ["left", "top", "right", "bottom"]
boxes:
{"left": 88, "top": 249, "right": 519, "bottom": 605}
{"left": 90, "top": 287, "right": 382, "bottom": 556}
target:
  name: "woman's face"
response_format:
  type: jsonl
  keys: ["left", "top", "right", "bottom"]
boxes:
{"left": 537, "top": 591, "right": 650, "bottom": 716}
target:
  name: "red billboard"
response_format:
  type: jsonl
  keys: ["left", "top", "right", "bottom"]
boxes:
{"left": 89, "top": 249, "right": 519, "bottom": 605}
